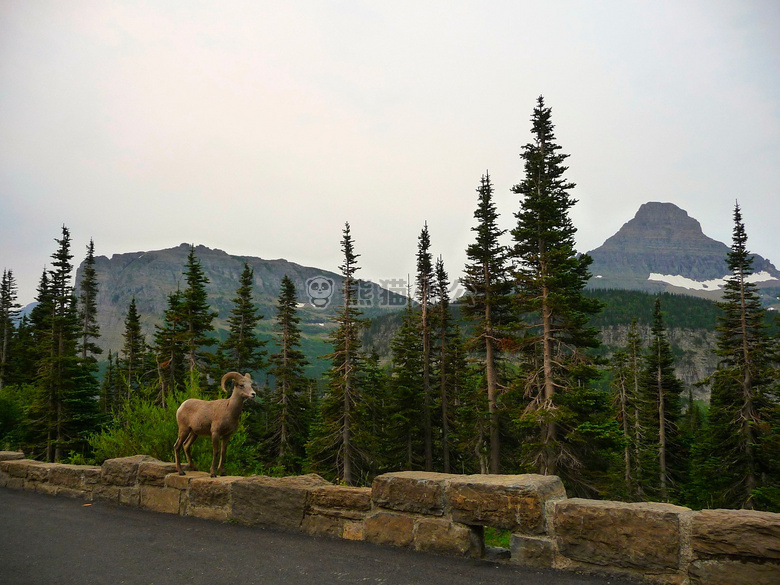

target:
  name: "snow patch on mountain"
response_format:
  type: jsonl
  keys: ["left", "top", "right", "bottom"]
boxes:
{"left": 648, "top": 271, "right": 777, "bottom": 291}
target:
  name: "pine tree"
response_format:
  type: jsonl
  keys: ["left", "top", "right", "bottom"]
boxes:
{"left": 416, "top": 222, "right": 435, "bottom": 471}
{"left": 72, "top": 239, "right": 103, "bottom": 447}
{"left": 308, "top": 223, "right": 367, "bottom": 484}
{"left": 354, "top": 348, "right": 390, "bottom": 479}
{"left": 433, "top": 256, "right": 469, "bottom": 473}
{"left": 704, "top": 203, "right": 777, "bottom": 509}
{"left": 0, "top": 269, "right": 21, "bottom": 389}
{"left": 77, "top": 239, "right": 102, "bottom": 363}
{"left": 266, "top": 275, "right": 309, "bottom": 471}
{"left": 639, "top": 298, "right": 684, "bottom": 501}
{"left": 154, "top": 289, "right": 187, "bottom": 405}
{"left": 626, "top": 319, "right": 645, "bottom": 497}
{"left": 181, "top": 246, "right": 217, "bottom": 385}
{"left": 462, "top": 171, "right": 513, "bottom": 473}
{"left": 387, "top": 293, "right": 425, "bottom": 471}
{"left": 32, "top": 227, "right": 100, "bottom": 460}
{"left": 218, "top": 263, "right": 266, "bottom": 375}
{"left": 510, "top": 96, "right": 603, "bottom": 479}
{"left": 5, "top": 313, "right": 35, "bottom": 387}
{"left": 120, "top": 297, "right": 146, "bottom": 400}
{"left": 100, "top": 350, "right": 117, "bottom": 413}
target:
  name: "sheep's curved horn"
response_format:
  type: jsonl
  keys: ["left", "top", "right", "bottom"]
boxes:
{"left": 221, "top": 372, "right": 244, "bottom": 394}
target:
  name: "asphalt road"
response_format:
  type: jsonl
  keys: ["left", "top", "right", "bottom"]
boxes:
{"left": 0, "top": 489, "right": 642, "bottom": 585}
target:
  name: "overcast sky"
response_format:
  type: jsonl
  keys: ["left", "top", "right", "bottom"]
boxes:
{"left": 2, "top": 1, "right": 779, "bottom": 305}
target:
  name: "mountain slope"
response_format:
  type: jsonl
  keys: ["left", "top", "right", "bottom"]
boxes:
{"left": 586, "top": 202, "right": 780, "bottom": 305}
{"left": 77, "top": 243, "right": 404, "bottom": 362}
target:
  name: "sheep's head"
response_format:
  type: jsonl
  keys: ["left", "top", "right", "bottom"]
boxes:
{"left": 221, "top": 372, "right": 257, "bottom": 401}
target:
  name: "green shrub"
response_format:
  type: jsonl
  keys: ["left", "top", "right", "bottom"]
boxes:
{"left": 88, "top": 386, "right": 264, "bottom": 475}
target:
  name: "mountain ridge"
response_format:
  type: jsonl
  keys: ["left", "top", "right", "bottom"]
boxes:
{"left": 586, "top": 202, "right": 780, "bottom": 306}
{"left": 78, "top": 243, "right": 405, "bottom": 358}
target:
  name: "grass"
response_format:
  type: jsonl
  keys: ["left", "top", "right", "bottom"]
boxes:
{"left": 483, "top": 527, "right": 511, "bottom": 549}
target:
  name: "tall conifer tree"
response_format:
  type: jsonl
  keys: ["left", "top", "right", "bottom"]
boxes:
{"left": 267, "top": 275, "right": 309, "bottom": 471}
{"left": 0, "top": 269, "right": 21, "bottom": 389}
{"left": 308, "top": 223, "right": 366, "bottom": 484}
{"left": 154, "top": 290, "right": 187, "bottom": 405}
{"left": 77, "top": 239, "right": 102, "bottom": 362}
{"left": 462, "top": 171, "right": 512, "bottom": 473}
{"left": 181, "top": 246, "right": 217, "bottom": 385}
{"left": 416, "top": 223, "right": 435, "bottom": 471}
{"left": 510, "top": 96, "right": 602, "bottom": 478}
{"left": 387, "top": 291, "right": 425, "bottom": 471}
{"left": 120, "top": 297, "right": 146, "bottom": 400}
{"left": 704, "top": 203, "right": 777, "bottom": 509}
{"left": 32, "top": 227, "right": 99, "bottom": 460}
{"left": 218, "top": 263, "right": 266, "bottom": 375}
{"left": 640, "top": 298, "right": 684, "bottom": 500}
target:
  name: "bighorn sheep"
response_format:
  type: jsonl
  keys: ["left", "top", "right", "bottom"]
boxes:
{"left": 173, "top": 372, "right": 256, "bottom": 477}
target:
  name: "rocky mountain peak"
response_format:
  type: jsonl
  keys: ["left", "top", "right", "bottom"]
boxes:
{"left": 587, "top": 202, "right": 780, "bottom": 303}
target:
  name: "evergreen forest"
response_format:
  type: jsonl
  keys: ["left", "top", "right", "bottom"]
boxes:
{"left": 1, "top": 97, "right": 779, "bottom": 512}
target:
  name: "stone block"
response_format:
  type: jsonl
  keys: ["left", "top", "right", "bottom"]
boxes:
{"left": 510, "top": 534, "right": 557, "bottom": 569}
{"left": 101, "top": 455, "right": 158, "bottom": 486}
{"left": 310, "top": 485, "right": 371, "bottom": 512}
{"left": 0, "top": 451, "right": 25, "bottom": 461}
{"left": 302, "top": 513, "right": 343, "bottom": 538}
{"left": 189, "top": 505, "right": 229, "bottom": 522}
{"left": 0, "top": 469, "right": 9, "bottom": 488}
{"left": 164, "top": 471, "right": 209, "bottom": 490}
{"left": 364, "top": 511, "right": 415, "bottom": 547}
{"left": 56, "top": 487, "right": 88, "bottom": 499}
{"left": 342, "top": 520, "right": 364, "bottom": 541}
{"left": 230, "top": 475, "right": 324, "bottom": 530}
{"left": 119, "top": 486, "right": 140, "bottom": 507}
{"left": 140, "top": 485, "right": 181, "bottom": 514}
{"left": 1, "top": 459, "right": 45, "bottom": 478}
{"left": 689, "top": 559, "right": 780, "bottom": 585}
{"left": 26, "top": 462, "right": 57, "bottom": 483}
{"left": 447, "top": 474, "right": 566, "bottom": 534}
{"left": 137, "top": 461, "right": 179, "bottom": 486}
{"left": 91, "top": 484, "right": 120, "bottom": 503}
{"left": 553, "top": 498, "right": 688, "bottom": 572}
{"left": 692, "top": 509, "right": 780, "bottom": 560}
{"left": 35, "top": 482, "right": 59, "bottom": 496}
{"left": 372, "top": 472, "right": 454, "bottom": 516}
{"left": 187, "top": 476, "right": 236, "bottom": 510}
{"left": 48, "top": 464, "right": 101, "bottom": 491}
{"left": 413, "top": 517, "right": 482, "bottom": 558}
{"left": 6, "top": 477, "right": 24, "bottom": 490}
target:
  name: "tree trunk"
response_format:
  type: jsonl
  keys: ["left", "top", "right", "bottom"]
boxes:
{"left": 421, "top": 296, "right": 433, "bottom": 471}
{"left": 619, "top": 377, "right": 631, "bottom": 490}
{"left": 738, "top": 266, "right": 756, "bottom": 507}
{"left": 541, "top": 282, "right": 556, "bottom": 476}
{"left": 486, "top": 337, "right": 500, "bottom": 474}
{"left": 657, "top": 346, "right": 667, "bottom": 500}
{"left": 440, "top": 326, "right": 450, "bottom": 473}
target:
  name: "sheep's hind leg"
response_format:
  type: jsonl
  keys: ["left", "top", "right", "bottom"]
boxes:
{"left": 183, "top": 432, "right": 198, "bottom": 473}
{"left": 173, "top": 429, "right": 190, "bottom": 475}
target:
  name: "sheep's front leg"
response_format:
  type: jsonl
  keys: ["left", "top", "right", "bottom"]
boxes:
{"left": 173, "top": 429, "right": 189, "bottom": 475}
{"left": 217, "top": 437, "right": 229, "bottom": 476}
{"left": 210, "top": 434, "right": 220, "bottom": 477}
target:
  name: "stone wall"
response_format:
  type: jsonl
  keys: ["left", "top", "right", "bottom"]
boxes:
{"left": 1, "top": 451, "right": 778, "bottom": 584}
